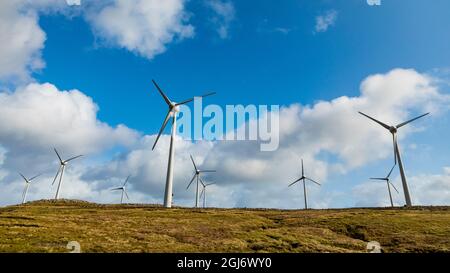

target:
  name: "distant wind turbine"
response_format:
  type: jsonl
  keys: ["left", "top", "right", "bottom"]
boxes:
{"left": 19, "top": 173, "right": 41, "bottom": 204}
{"left": 199, "top": 180, "right": 215, "bottom": 208}
{"left": 151, "top": 79, "right": 215, "bottom": 208}
{"left": 288, "top": 159, "right": 321, "bottom": 210}
{"left": 359, "top": 111, "right": 429, "bottom": 206}
{"left": 111, "top": 176, "right": 130, "bottom": 204}
{"left": 186, "top": 154, "right": 216, "bottom": 208}
{"left": 370, "top": 164, "right": 399, "bottom": 208}
{"left": 52, "top": 148, "right": 83, "bottom": 200}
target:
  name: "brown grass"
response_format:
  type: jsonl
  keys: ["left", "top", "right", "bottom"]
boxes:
{"left": 0, "top": 200, "right": 449, "bottom": 253}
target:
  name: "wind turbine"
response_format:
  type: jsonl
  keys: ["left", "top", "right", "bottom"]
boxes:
{"left": 199, "top": 180, "right": 215, "bottom": 208}
{"left": 370, "top": 164, "right": 399, "bottom": 208}
{"left": 151, "top": 80, "right": 215, "bottom": 208}
{"left": 19, "top": 173, "right": 41, "bottom": 204}
{"left": 186, "top": 154, "right": 216, "bottom": 208}
{"left": 111, "top": 176, "right": 130, "bottom": 204}
{"left": 288, "top": 159, "right": 321, "bottom": 210}
{"left": 52, "top": 148, "right": 83, "bottom": 200}
{"left": 359, "top": 111, "right": 429, "bottom": 206}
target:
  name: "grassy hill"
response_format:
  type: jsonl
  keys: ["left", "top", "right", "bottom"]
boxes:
{"left": 0, "top": 200, "right": 449, "bottom": 253}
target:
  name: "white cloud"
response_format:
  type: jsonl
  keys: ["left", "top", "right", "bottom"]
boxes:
{"left": 0, "top": 1, "right": 46, "bottom": 82}
{"left": 0, "top": 82, "right": 139, "bottom": 157}
{"left": 353, "top": 167, "right": 450, "bottom": 207}
{"left": 206, "top": 0, "right": 236, "bottom": 39}
{"left": 315, "top": 10, "right": 338, "bottom": 33}
{"left": 66, "top": 0, "right": 81, "bottom": 6}
{"left": 0, "top": 0, "right": 195, "bottom": 82}
{"left": 87, "top": 0, "right": 194, "bottom": 59}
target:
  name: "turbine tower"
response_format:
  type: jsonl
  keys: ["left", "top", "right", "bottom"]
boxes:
{"left": 359, "top": 111, "right": 429, "bottom": 206}
{"left": 111, "top": 176, "right": 130, "bottom": 204}
{"left": 370, "top": 164, "right": 399, "bottom": 207}
{"left": 19, "top": 173, "right": 41, "bottom": 204}
{"left": 151, "top": 80, "right": 215, "bottom": 208}
{"left": 186, "top": 154, "right": 216, "bottom": 208}
{"left": 199, "top": 180, "right": 215, "bottom": 208}
{"left": 288, "top": 159, "right": 321, "bottom": 210}
{"left": 52, "top": 148, "right": 83, "bottom": 200}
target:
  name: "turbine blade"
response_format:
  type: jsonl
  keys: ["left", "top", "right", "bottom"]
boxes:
{"left": 124, "top": 189, "right": 130, "bottom": 200}
{"left": 199, "top": 177, "right": 206, "bottom": 187}
{"left": 288, "top": 178, "right": 301, "bottom": 187}
{"left": 396, "top": 112, "right": 430, "bottom": 129}
{"left": 358, "top": 112, "right": 391, "bottom": 130}
{"left": 52, "top": 166, "right": 61, "bottom": 186}
{"left": 124, "top": 175, "right": 131, "bottom": 186}
{"left": 29, "top": 173, "right": 42, "bottom": 181}
{"left": 199, "top": 170, "right": 216, "bottom": 173}
{"left": 387, "top": 164, "right": 396, "bottom": 178}
{"left": 152, "top": 80, "right": 171, "bottom": 106}
{"left": 199, "top": 188, "right": 205, "bottom": 199}
{"left": 186, "top": 174, "right": 196, "bottom": 190}
{"left": 190, "top": 154, "right": 198, "bottom": 171}
{"left": 370, "top": 178, "right": 386, "bottom": 181}
{"left": 111, "top": 187, "right": 123, "bottom": 191}
{"left": 206, "top": 182, "right": 216, "bottom": 187}
{"left": 388, "top": 181, "right": 399, "bottom": 194}
{"left": 199, "top": 91, "right": 216, "bottom": 99}
{"left": 19, "top": 172, "right": 28, "bottom": 182}
{"left": 301, "top": 159, "right": 304, "bottom": 177}
{"left": 152, "top": 110, "right": 172, "bottom": 150}
{"left": 175, "top": 92, "right": 216, "bottom": 106}
{"left": 175, "top": 97, "right": 194, "bottom": 106}
{"left": 65, "top": 155, "right": 83, "bottom": 163}
{"left": 54, "top": 148, "right": 63, "bottom": 163}
{"left": 306, "top": 177, "right": 321, "bottom": 186}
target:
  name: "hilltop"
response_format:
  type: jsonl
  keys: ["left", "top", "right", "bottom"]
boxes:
{"left": 0, "top": 200, "right": 449, "bottom": 253}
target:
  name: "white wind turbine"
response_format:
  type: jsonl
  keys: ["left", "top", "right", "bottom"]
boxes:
{"left": 151, "top": 80, "right": 215, "bottom": 208}
{"left": 19, "top": 173, "right": 41, "bottom": 204}
{"left": 111, "top": 176, "right": 130, "bottom": 204}
{"left": 199, "top": 180, "right": 215, "bottom": 208}
{"left": 186, "top": 154, "right": 216, "bottom": 208}
{"left": 288, "top": 159, "right": 321, "bottom": 210}
{"left": 359, "top": 111, "right": 429, "bottom": 206}
{"left": 370, "top": 164, "right": 399, "bottom": 208}
{"left": 52, "top": 148, "right": 83, "bottom": 200}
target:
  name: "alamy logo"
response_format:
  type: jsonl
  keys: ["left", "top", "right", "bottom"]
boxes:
{"left": 176, "top": 98, "right": 280, "bottom": 152}
{"left": 66, "top": 241, "right": 81, "bottom": 253}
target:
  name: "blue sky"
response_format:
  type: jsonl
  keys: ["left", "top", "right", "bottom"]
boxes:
{"left": 34, "top": 0, "right": 450, "bottom": 133}
{"left": 0, "top": 0, "right": 449, "bottom": 208}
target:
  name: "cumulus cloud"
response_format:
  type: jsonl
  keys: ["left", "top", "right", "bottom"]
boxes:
{"left": 315, "top": 10, "right": 338, "bottom": 33}
{"left": 353, "top": 167, "right": 450, "bottom": 207}
{"left": 0, "top": 0, "right": 194, "bottom": 82}
{"left": 0, "top": 83, "right": 138, "bottom": 155}
{"left": 87, "top": 0, "right": 194, "bottom": 59}
{"left": 0, "top": 82, "right": 139, "bottom": 188}
{"left": 206, "top": 0, "right": 236, "bottom": 39}
{"left": 0, "top": 1, "right": 46, "bottom": 82}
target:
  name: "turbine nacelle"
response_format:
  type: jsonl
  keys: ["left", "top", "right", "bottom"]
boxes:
{"left": 389, "top": 126, "right": 397, "bottom": 134}
{"left": 169, "top": 103, "right": 181, "bottom": 113}
{"left": 151, "top": 79, "right": 215, "bottom": 151}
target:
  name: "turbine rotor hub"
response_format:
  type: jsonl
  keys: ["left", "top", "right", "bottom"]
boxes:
{"left": 389, "top": 126, "right": 397, "bottom": 134}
